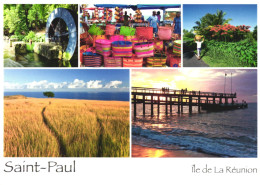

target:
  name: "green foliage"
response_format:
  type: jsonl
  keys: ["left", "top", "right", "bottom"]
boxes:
{"left": 183, "top": 40, "right": 196, "bottom": 52}
{"left": 62, "top": 52, "right": 72, "bottom": 61}
{"left": 203, "top": 40, "right": 257, "bottom": 67}
{"left": 10, "top": 34, "right": 25, "bottom": 41}
{"left": 253, "top": 26, "right": 257, "bottom": 40}
{"left": 36, "top": 34, "right": 46, "bottom": 42}
{"left": 26, "top": 43, "right": 35, "bottom": 52}
{"left": 183, "top": 29, "right": 195, "bottom": 39}
{"left": 23, "top": 31, "right": 36, "bottom": 42}
{"left": 4, "top": 7, "right": 28, "bottom": 35}
{"left": 43, "top": 91, "right": 55, "bottom": 98}
{"left": 4, "top": 4, "right": 77, "bottom": 35}
{"left": 22, "top": 31, "right": 45, "bottom": 43}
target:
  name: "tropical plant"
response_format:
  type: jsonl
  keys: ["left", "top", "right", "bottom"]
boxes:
{"left": 193, "top": 10, "right": 232, "bottom": 38}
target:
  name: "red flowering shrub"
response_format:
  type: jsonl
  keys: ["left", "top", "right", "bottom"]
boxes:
{"left": 209, "top": 24, "right": 250, "bottom": 41}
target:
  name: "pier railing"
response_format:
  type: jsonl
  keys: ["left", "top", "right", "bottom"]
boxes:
{"left": 132, "top": 87, "right": 239, "bottom": 116}
{"left": 132, "top": 87, "right": 236, "bottom": 98}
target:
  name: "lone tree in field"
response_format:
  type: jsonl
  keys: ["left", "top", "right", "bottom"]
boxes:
{"left": 43, "top": 91, "right": 55, "bottom": 98}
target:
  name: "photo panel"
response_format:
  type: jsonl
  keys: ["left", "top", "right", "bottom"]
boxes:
{"left": 131, "top": 69, "right": 257, "bottom": 158}
{"left": 183, "top": 4, "right": 257, "bottom": 67}
{"left": 4, "top": 4, "right": 78, "bottom": 67}
{"left": 4, "top": 69, "right": 130, "bottom": 157}
{"left": 80, "top": 4, "right": 181, "bottom": 67}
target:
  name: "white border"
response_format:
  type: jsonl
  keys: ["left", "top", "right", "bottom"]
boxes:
{"left": 1, "top": 1, "right": 259, "bottom": 185}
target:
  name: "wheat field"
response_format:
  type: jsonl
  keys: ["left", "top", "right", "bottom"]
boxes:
{"left": 4, "top": 96, "right": 129, "bottom": 157}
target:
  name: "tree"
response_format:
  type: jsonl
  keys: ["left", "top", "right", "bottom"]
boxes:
{"left": 193, "top": 10, "right": 232, "bottom": 39}
{"left": 43, "top": 91, "right": 55, "bottom": 98}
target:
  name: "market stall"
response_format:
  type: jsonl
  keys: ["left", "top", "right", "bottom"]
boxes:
{"left": 80, "top": 4, "right": 181, "bottom": 67}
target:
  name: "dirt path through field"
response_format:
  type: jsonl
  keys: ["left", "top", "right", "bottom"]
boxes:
{"left": 97, "top": 116, "right": 104, "bottom": 157}
{"left": 183, "top": 51, "right": 209, "bottom": 67}
{"left": 42, "top": 106, "right": 68, "bottom": 157}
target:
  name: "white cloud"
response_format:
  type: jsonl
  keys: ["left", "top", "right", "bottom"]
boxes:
{"left": 68, "top": 79, "right": 86, "bottom": 88}
{"left": 4, "top": 79, "right": 125, "bottom": 90}
{"left": 86, "top": 80, "right": 103, "bottom": 88}
{"left": 104, "top": 81, "right": 122, "bottom": 88}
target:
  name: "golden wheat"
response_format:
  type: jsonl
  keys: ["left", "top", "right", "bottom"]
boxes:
{"left": 4, "top": 97, "right": 129, "bottom": 157}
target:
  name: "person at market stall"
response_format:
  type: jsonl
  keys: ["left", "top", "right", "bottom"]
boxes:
{"left": 147, "top": 11, "right": 159, "bottom": 34}
{"left": 141, "top": 15, "right": 144, "bottom": 22}
{"left": 194, "top": 36, "right": 205, "bottom": 60}
{"left": 123, "top": 11, "right": 130, "bottom": 26}
{"left": 173, "top": 12, "right": 181, "bottom": 39}
{"left": 157, "top": 11, "right": 161, "bottom": 23}
{"left": 130, "top": 13, "right": 133, "bottom": 20}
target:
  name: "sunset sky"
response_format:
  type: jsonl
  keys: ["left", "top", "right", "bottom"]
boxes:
{"left": 132, "top": 69, "right": 257, "bottom": 103}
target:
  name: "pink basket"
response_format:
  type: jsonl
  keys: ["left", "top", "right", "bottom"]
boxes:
{"left": 158, "top": 27, "right": 172, "bottom": 40}
{"left": 95, "top": 39, "right": 112, "bottom": 56}
{"left": 109, "top": 35, "right": 124, "bottom": 42}
{"left": 105, "top": 24, "right": 116, "bottom": 35}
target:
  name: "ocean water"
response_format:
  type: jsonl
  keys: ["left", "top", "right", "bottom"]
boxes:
{"left": 4, "top": 91, "right": 129, "bottom": 101}
{"left": 132, "top": 103, "right": 257, "bottom": 157}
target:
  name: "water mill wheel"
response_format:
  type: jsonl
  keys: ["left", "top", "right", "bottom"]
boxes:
{"left": 45, "top": 8, "right": 77, "bottom": 61}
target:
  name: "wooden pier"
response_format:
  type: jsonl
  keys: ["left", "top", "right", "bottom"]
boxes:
{"left": 132, "top": 87, "right": 247, "bottom": 117}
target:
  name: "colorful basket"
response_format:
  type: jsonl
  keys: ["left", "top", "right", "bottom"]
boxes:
{"left": 83, "top": 52, "right": 102, "bottom": 67}
{"left": 123, "top": 57, "right": 143, "bottom": 67}
{"left": 164, "top": 40, "right": 174, "bottom": 48}
{"left": 112, "top": 41, "right": 133, "bottom": 57}
{"left": 173, "top": 40, "right": 181, "bottom": 57}
{"left": 95, "top": 39, "right": 112, "bottom": 56}
{"left": 136, "top": 27, "right": 153, "bottom": 40}
{"left": 134, "top": 41, "right": 154, "bottom": 58}
{"left": 88, "top": 24, "right": 104, "bottom": 35}
{"left": 158, "top": 26, "right": 172, "bottom": 40}
{"left": 170, "top": 56, "right": 181, "bottom": 67}
{"left": 154, "top": 39, "right": 163, "bottom": 51}
{"left": 104, "top": 57, "right": 122, "bottom": 67}
{"left": 147, "top": 52, "right": 167, "bottom": 67}
{"left": 120, "top": 26, "right": 136, "bottom": 36}
{"left": 109, "top": 35, "right": 125, "bottom": 42}
{"left": 105, "top": 24, "right": 116, "bottom": 35}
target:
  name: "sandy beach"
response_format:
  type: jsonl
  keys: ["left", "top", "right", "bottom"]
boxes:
{"left": 132, "top": 145, "right": 216, "bottom": 158}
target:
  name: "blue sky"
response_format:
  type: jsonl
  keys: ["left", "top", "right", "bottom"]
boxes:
{"left": 183, "top": 4, "right": 257, "bottom": 31}
{"left": 4, "top": 69, "right": 129, "bottom": 92}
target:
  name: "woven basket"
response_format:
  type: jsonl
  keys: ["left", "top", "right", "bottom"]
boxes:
{"left": 147, "top": 52, "right": 167, "bottom": 67}
{"left": 104, "top": 57, "right": 122, "bottom": 67}
{"left": 123, "top": 57, "right": 143, "bottom": 67}
{"left": 112, "top": 41, "right": 133, "bottom": 57}
{"left": 83, "top": 52, "right": 102, "bottom": 67}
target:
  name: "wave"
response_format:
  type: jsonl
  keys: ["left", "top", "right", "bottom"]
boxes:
{"left": 132, "top": 125, "right": 257, "bottom": 157}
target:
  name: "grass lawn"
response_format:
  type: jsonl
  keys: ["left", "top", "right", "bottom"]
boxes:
{"left": 202, "top": 56, "right": 246, "bottom": 67}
